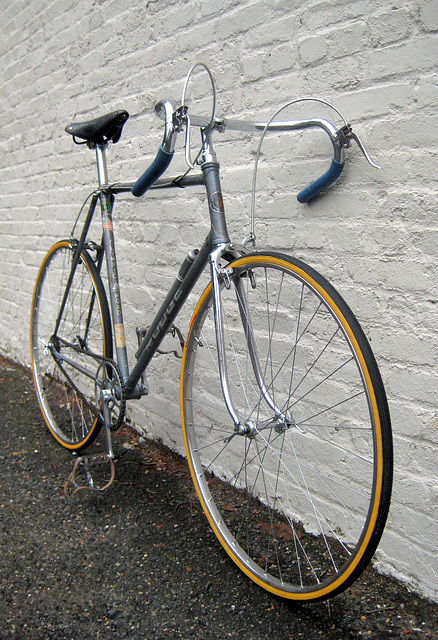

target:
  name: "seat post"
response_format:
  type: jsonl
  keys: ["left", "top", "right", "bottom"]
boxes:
{"left": 95, "top": 143, "right": 109, "bottom": 187}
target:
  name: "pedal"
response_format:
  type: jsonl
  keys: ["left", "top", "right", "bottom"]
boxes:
{"left": 64, "top": 453, "right": 115, "bottom": 497}
{"left": 63, "top": 382, "right": 118, "bottom": 497}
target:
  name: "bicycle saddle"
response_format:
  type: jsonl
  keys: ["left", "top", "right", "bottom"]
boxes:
{"left": 65, "top": 110, "right": 129, "bottom": 145}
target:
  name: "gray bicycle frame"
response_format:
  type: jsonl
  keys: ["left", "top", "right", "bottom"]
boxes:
{"left": 93, "top": 129, "right": 247, "bottom": 412}
{"left": 63, "top": 110, "right": 347, "bottom": 430}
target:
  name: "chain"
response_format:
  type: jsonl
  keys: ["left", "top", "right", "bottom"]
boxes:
{"left": 51, "top": 342, "right": 126, "bottom": 431}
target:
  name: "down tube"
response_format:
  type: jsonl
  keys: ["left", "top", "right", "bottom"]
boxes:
{"left": 125, "top": 233, "right": 212, "bottom": 398}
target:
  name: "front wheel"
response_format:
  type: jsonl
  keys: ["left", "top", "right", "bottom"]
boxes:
{"left": 181, "top": 252, "right": 392, "bottom": 602}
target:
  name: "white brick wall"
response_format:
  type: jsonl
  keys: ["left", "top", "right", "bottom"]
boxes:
{"left": 1, "top": 0, "right": 437, "bottom": 601}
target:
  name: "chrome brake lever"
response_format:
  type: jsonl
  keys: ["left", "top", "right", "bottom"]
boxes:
{"left": 335, "top": 124, "right": 381, "bottom": 169}
{"left": 184, "top": 114, "right": 195, "bottom": 169}
{"left": 172, "top": 105, "right": 196, "bottom": 170}
{"left": 349, "top": 131, "right": 381, "bottom": 169}
{"left": 172, "top": 105, "right": 188, "bottom": 132}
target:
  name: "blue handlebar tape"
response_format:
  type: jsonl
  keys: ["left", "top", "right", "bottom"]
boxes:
{"left": 297, "top": 159, "right": 344, "bottom": 203}
{"left": 131, "top": 146, "right": 174, "bottom": 197}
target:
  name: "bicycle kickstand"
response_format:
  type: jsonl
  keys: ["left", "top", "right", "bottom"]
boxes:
{"left": 63, "top": 388, "right": 116, "bottom": 497}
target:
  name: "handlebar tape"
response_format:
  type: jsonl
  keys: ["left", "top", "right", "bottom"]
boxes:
{"left": 297, "top": 159, "right": 344, "bottom": 203}
{"left": 131, "top": 146, "right": 174, "bottom": 197}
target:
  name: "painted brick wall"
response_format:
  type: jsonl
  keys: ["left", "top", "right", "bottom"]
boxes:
{"left": 1, "top": 0, "right": 437, "bottom": 601}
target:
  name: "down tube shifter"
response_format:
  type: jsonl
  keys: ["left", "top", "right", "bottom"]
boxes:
{"left": 125, "top": 242, "right": 211, "bottom": 400}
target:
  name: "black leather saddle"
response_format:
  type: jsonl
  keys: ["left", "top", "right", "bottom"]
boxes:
{"left": 65, "top": 110, "right": 129, "bottom": 145}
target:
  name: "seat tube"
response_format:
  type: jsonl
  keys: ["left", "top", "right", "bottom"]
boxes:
{"left": 96, "top": 144, "right": 129, "bottom": 381}
{"left": 100, "top": 192, "right": 129, "bottom": 380}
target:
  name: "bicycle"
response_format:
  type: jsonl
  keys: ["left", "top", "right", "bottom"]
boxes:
{"left": 30, "top": 64, "right": 393, "bottom": 602}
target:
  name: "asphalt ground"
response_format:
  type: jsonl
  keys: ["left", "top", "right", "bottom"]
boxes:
{"left": 1, "top": 354, "right": 437, "bottom": 639}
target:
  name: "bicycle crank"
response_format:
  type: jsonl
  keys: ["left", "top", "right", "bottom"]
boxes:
{"left": 94, "top": 359, "right": 126, "bottom": 432}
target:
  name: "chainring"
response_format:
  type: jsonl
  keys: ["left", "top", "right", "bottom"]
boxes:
{"left": 50, "top": 338, "right": 126, "bottom": 432}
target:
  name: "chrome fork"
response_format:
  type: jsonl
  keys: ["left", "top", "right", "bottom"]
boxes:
{"left": 210, "top": 245, "right": 291, "bottom": 437}
{"left": 210, "top": 244, "right": 242, "bottom": 431}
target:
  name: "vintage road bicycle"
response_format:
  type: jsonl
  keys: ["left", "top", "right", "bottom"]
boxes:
{"left": 30, "top": 65, "right": 393, "bottom": 602}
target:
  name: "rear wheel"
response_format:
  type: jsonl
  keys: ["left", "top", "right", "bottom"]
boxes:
{"left": 181, "top": 252, "right": 392, "bottom": 601}
{"left": 31, "top": 240, "right": 112, "bottom": 451}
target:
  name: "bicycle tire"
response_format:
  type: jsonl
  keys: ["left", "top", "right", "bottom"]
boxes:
{"left": 181, "top": 252, "right": 392, "bottom": 602}
{"left": 31, "top": 240, "right": 112, "bottom": 451}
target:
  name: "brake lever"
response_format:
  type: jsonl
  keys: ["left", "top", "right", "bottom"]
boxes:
{"left": 172, "top": 105, "right": 188, "bottom": 131}
{"left": 335, "top": 124, "right": 381, "bottom": 169}
{"left": 184, "top": 114, "right": 195, "bottom": 169}
{"left": 171, "top": 105, "right": 195, "bottom": 169}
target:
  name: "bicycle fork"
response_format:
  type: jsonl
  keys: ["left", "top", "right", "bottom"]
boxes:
{"left": 209, "top": 245, "right": 292, "bottom": 439}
